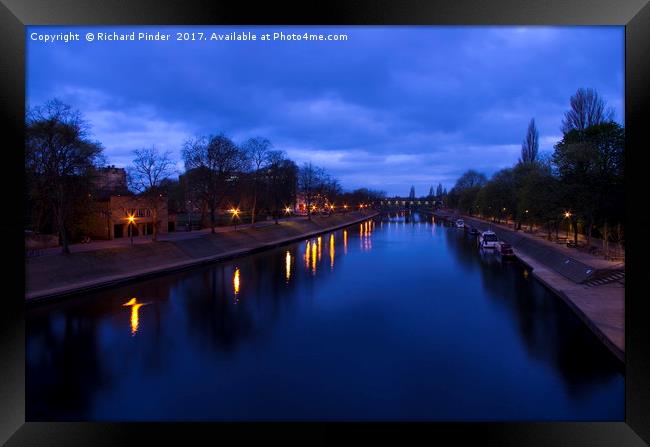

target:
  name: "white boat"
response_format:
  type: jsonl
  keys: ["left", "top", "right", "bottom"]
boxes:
{"left": 455, "top": 218, "right": 465, "bottom": 228}
{"left": 479, "top": 230, "right": 499, "bottom": 249}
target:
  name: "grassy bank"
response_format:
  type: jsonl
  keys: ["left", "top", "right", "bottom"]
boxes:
{"left": 26, "top": 211, "right": 377, "bottom": 302}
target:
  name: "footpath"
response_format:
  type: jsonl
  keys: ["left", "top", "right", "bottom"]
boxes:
{"left": 26, "top": 211, "right": 378, "bottom": 303}
{"left": 433, "top": 210, "right": 625, "bottom": 363}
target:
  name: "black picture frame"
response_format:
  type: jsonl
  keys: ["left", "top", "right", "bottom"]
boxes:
{"left": 2, "top": 0, "right": 648, "bottom": 445}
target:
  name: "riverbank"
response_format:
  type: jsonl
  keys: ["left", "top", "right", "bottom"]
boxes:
{"left": 26, "top": 211, "right": 378, "bottom": 303}
{"left": 432, "top": 209, "right": 624, "bottom": 363}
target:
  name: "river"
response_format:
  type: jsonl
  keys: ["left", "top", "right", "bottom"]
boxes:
{"left": 26, "top": 213, "right": 623, "bottom": 420}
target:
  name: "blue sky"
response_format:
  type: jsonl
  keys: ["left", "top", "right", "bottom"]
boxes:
{"left": 26, "top": 26, "right": 624, "bottom": 196}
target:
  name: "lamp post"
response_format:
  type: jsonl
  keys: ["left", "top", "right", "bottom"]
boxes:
{"left": 187, "top": 201, "right": 192, "bottom": 232}
{"left": 564, "top": 211, "right": 571, "bottom": 240}
{"left": 230, "top": 208, "right": 240, "bottom": 230}
{"left": 525, "top": 209, "right": 529, "bottom": 231}
{"left": 127, "top": 214, "right": 136, "bottom": 246}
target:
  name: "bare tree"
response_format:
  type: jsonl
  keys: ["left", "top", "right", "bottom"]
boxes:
{"left": 298, "top": 162, "right": 325, "bottom": 220}
{"left": 25, "top": 99, "right": 104, "bottom": 253}
{"left": 561, "top": 88, "right": 614, "bottom": 133}
{"left": 322, "top": 174, "right": 342, "bottom": 213}
{"left": 127, "top": 146, "right": 176, "bottom": 241}
{"left": 265, "top": 151, "right": 298, "bottom": 224}
{"left": 242, "top": 137, "right": 272, "bottom": 225}
{"left": 182, "top": 134, "right": 247, "bottom": 233}
{"left": 520, "top": 118, "right": 539, "bottom": 164}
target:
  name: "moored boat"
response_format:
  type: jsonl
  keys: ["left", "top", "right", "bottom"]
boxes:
{"left": 479, "top": 230, "right": 499, "bottom": 249}
{"left": 497, "top": 242, "right": 515, "bottom": 258}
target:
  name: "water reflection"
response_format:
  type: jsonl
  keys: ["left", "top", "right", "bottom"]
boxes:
{"left": 360, "top": 220, "right": 373, "bottom": 252}
{"left": 285, "top": 251, "right": 291, "bottom": 282}
{"left": 317, "top": 236, "right": 322, "bottom": 262}
{"left": 26, "top": 216, "right": 622, "bottom": 421}
{"left": 233, "top": 267, "right": 241, "bottom": 301}
{"left": 122, "top": 297, "right": 147, "bottom": 336}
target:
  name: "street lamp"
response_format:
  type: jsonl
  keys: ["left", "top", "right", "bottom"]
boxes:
{"left": 187, "top": 201, "right": 192, "bottom": 231}
{"left": 564, "top": 211, "right": 571, "bottom": 239}
{"left": 230, "top": 208, "right": 240, "bottom": 230}
{"left": 126, "top": 214, "right": 136, "bottom": 246}
{"left": 284, "top": 206, "right": 292, "bottom": 215}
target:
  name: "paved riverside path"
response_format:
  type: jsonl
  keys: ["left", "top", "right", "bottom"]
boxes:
{"left": 26, "top": 212, "right": 377, "bottom": 302}
{"left": 432, "top": 210, "right": 624, "bottom": 363}
{"left": 30, "top": 216, "right": 307, "bottom": 257}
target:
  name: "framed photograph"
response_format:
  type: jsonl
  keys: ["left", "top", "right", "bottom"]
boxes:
{"left": 3, "top": 0, "right": 648, "bottom": 444}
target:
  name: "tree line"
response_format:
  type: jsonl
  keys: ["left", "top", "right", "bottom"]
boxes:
{"left": 25, "top": 99, "right": 385, "bottom": 253}
{"left": 446, "top": 88, "right": 624, "bottom": 252}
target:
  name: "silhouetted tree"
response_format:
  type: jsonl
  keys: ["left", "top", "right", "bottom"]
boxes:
{"left": 553, "top": 122, "right": 624, "bottom": 245}
{"left": 182, "top": 134, "right": 248, "bottom": 233}
{"left": 521, "top": 118, "right": 539, "bottom": 164}
{"left": 298, "top": 162, "right": 326, "bottom": 220}
{"left": 25, "top": 99, "right": 104, "bottom": 253}
{"left": 127, "top": 146, "right": 176, "bottom": 241}
{"left": 242, "top": 137, "right": 272, "bottom": 225}
{"left": 561, "top": 88, "right": 614, "bottom": 133}
{"left": 449, "top": 170, "right": 487, "bottom": 214}
{"left": 265, "top": 151, "right": 298, "bottom": 223}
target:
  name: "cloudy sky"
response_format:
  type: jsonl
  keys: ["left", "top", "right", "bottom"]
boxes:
{"left": 26, "top": 26, "right": 623, "bottom": 196}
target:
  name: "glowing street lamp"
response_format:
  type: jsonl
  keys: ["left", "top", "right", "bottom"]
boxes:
{"left": 564, "top": 211, "right": 572, "bottom": 239}
{"left": 230, "top": 208, "right": 240, "bottom": 230}
{"left": 284, "top": 206, "right": 292, "bottom": 215}
{"left": 126, "top": 213, "right": 136, "bottom": 246}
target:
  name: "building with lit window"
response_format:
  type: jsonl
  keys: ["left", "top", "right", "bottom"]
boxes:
{"left": 86, "top": 166, "right": 174, "bottom": 240}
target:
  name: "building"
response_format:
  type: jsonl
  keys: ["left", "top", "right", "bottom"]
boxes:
{"left": 93, "top": 165, "right": 129, "bottom": 196}
{"left": 88, "top": 195, "right": 171, "bottom": 240}
{"left": 87, "top": 166, "right": 173, "bottom": 240}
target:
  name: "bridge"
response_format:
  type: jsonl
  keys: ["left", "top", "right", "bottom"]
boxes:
{"left": 375, "top": 197, "right": 443, "bottom": 212}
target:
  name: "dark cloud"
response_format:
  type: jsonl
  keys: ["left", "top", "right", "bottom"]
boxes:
{"left": 27, "top": 26, "right": 623, "bottom": 196}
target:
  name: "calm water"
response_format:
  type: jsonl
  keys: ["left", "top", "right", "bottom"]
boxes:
{"left": 26, "top": 213, "right": 624, "bottom": 421}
